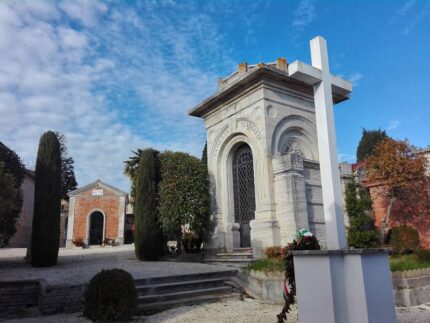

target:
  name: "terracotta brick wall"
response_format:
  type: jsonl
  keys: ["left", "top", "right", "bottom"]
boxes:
{"left": 367, "top": 182, "right": 430, "bottom": 248}
{"left": 72, "top": 186, "right": 120, "bottom": 243}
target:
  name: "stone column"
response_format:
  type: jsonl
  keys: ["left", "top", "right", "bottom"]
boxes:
{"left": 117, "top": 196, "right": 126, "bottom": 245}
{"left": 65, "top": 196, "right": 76, "bottom": 248}
{"left": 274, "top": 153, "right": 309, "bottom": 245}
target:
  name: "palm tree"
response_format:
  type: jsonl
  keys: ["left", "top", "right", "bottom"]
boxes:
{"left": 124, "top": 149, "right": 144, "bottom": 201}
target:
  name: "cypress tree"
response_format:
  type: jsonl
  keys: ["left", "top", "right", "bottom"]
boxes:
{"left": 31, "top": 131, "right": 62, "bottom": 267}
{"left": 201, "top": 141, "right": 208, "bottom": 168}
{"left": 134, "top": 148, "right": 163, "bottom": 260}
{"left": 356, "top": 128, "right": 388, "bottom": 162}
{"left": 345, "top": 180, "right": 380, "bottom": 248}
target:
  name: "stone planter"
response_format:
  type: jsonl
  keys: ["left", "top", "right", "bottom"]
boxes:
{"left": 245, "top": 270, "right": 284, "bottom": 300}
{"left": 392, "top": 267, "right": 430, "bottom": 306}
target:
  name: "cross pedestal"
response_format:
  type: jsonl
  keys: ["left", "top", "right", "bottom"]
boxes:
{"left": 289, "top": 36, "right": 396, "bottom": 323}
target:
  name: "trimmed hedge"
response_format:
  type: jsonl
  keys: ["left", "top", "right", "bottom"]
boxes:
{"left": 84, "top": 269, "right": 138, "bottom": 322}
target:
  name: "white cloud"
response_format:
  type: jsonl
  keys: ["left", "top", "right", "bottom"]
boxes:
{"left": 348, "top": 72, "right": 363, "bottom": 87}
{"left": 398, "top": 0, "right": 416, "bottom": 16}
{"left": 292, "top": 0, "right": 315, "bottom": 30}
{"left": 403, "top": 5, "right": 430, "bottom": 34}
{"left": 0, "top": 1, "right": 233, "bottom": 191}
{"left": 58, "top": 0, "right": 107, "bottom": 27}
{"left": 387, "top": 120, "right": 400, "bottom": 131}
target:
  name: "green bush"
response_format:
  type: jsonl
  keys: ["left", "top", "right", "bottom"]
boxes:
{"left": 84, "top": 269, "right": 138, "bottom": 322}
{"left": 344, "top": 180, "right": 380, "bottom": 249}
{"left": 347, "top": 215, "right": 380, "bottom": 248}
{"left": 387, "top": 225, "right": 420, "bottom": 255}
{"left": 158, "top": 151, "right": 209, "bottom": 243}
{"left": 0, "top": 162, "right": 23, "bottom": 247}
{"left": 415, "top": 249, "right": 430, "bottom": 261}
{"left": 0, "top": 142, "right": 24, "bottom": 247}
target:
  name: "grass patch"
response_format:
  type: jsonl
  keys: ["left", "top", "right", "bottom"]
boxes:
{"left": 390, "top": 254, "right": 430, "bottom": 272}
{"left": 248, "top": 258, "right": 284, "bottom": 272}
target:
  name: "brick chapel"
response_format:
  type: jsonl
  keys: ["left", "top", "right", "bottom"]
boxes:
{"left": 65, "top": 180, "right": 133, "bottom": 248}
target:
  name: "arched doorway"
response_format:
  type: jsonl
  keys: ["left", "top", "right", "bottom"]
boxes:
{"left": 89, "top": 211, "right": 104, "bottom": 245}
{"left": 232, "top": 144, "right": 256, "bottom": 247}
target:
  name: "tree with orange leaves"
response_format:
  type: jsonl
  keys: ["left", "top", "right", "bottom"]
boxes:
{"left": 365, "top": 138, "right": 430, "bottom": 236}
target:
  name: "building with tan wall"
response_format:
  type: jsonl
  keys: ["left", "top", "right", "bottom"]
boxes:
{"left": 65, "top": 180, "right": 129, "bottom": 248}
{"left": 7, "top": 169, "right": 35, "bottom": 248}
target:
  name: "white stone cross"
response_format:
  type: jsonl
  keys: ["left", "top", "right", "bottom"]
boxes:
{"left": 288, "top": 36, "right": 352, "bottom": 250}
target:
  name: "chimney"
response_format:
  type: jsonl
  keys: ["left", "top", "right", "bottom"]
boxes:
{"left": 276, "top": 57, "right": 288, "bottom": 71}
{"left": 238, "top": 62, "right": 248, "bottom": 74}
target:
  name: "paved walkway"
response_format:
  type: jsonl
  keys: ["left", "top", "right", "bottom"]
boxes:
{"left": 0, "top": 245, "right": 231, "bottom": 285}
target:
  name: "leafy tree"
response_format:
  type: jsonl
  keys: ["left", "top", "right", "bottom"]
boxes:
{"left": 366, "top": 139, "right": 430, "bottom": 235}
{"left": 54, "top": 132, "right": 77, "bottom": 200}
{"left": 31, "top": 131, "right": 62, "bottom": 267}
{"left": 158, "top": 151, "right": 209, "bottom": 242}
{"left": 0, "top": 142, "right": 24, "bottom": 247}
{"left": 134, "top": 148, "right": 163, "bottom": 260}
{"left": 0, "top": 141, "right": 24, "bottom": 185}
{"left": 124, "top": 149, "right": 144, "bottom": 202}
{"left": 0, "top": 162, "right": 23, "bottom": 247}
{"left": 344, "top": 180, "right": 379, "bottom": 248}
{"left": 356, "top": 128, "right": 388, "bottom": 162}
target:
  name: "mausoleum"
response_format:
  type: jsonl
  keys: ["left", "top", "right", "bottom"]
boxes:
{"left": 65, "top": 180, "right": 131, "bottom": 248}
{"left": 189, "top": 58, "right": 350, "bottom": 256}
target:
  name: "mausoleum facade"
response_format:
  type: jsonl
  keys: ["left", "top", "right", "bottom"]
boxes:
{"left": 190, "top": 59, "right": 350, "bottom": 256}
{"left": 65, "top": 180, "right": 129, "bottom": 248}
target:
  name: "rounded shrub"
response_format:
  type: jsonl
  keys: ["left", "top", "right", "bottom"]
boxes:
{"left": 84, "top": 269, "right": 138, "bottom": 322}
{"left": 387, "top": 225, "right": 420, "bottom": 255}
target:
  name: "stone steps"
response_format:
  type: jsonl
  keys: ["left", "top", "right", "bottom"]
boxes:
{"left": 203, "top": 248, "right": 254, "bottom": 267}
{"left": 135, "top": 270, "right": 239, "bottom": 314}
{"left": 216, "top": 252, "right": 253, "bottom": 259}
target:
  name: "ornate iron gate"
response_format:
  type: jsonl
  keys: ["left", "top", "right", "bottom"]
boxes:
{"left": 233, "top": 144, "right": 256, "bottom": 247}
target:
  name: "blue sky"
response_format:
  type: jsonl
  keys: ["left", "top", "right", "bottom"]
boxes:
{"left": 0, "top": 0, "right": 429, "bottom": 192}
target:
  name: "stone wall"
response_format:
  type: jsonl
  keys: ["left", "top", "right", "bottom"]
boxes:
{"left": 392, "top": 268, "right": 430, "bottom": 306}
{"left": 0, "top": 280, "right": 39, "bottom": 318}
{"left": 240, "top": 266, "right": 430, "bottom": 307}
{"left": 0, "top": 280, "right": 87, "bottom": 319}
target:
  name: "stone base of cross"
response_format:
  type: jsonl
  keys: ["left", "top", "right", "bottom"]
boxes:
{"left": 288, "top": 36, "right": 396, "bottom": 323}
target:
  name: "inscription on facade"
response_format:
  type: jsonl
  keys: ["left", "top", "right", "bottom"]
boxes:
{"left": 213, "top": 127, "right": 232, "bottom": 157}
{"left": 238, "top": 120, "right": 263, "bottom": 142}
{"left": 92, "top": 189, "right": 103, "bottom": 196}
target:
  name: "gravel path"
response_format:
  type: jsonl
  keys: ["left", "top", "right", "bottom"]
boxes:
{"left": 0, "top": 245, "right": 232, "bottom": 285}
{"left": 3, "top": 299, "right": 290, "bottom": 323}
{"left": 4, "top": 300, "right": 430, "bottom": 323}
